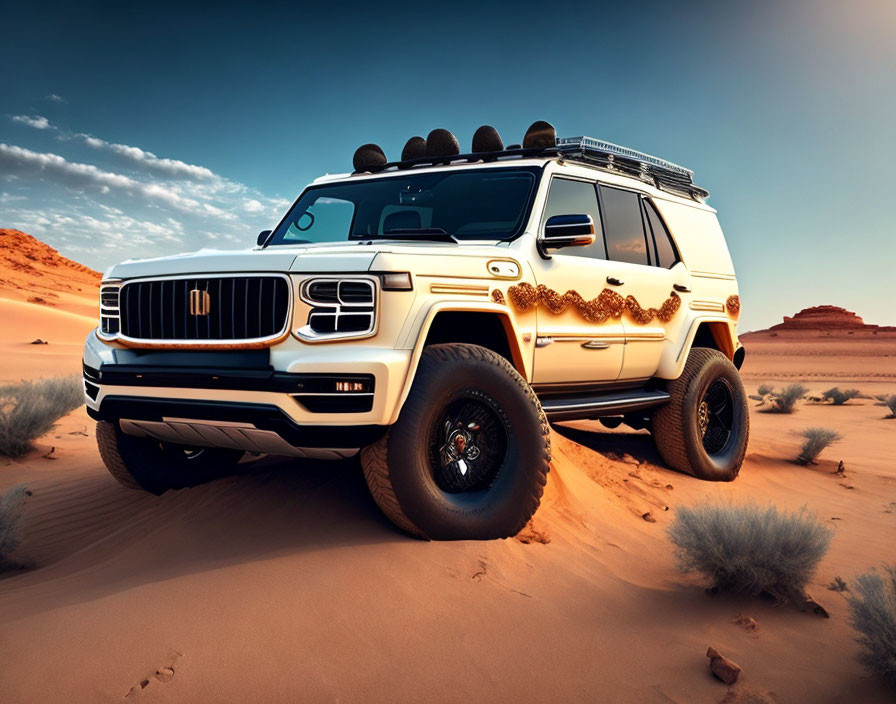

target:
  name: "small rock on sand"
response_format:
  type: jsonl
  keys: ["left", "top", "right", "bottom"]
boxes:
{"left": 30, "top": 338, "right": 48, "bottom": 345}
{"left": 707, "top": 647, "right": 742, "bottom": 685}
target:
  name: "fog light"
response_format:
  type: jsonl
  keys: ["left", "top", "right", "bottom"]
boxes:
{"left": 380, "top": 272, "right": 413, "bottom": 291}
{"left": 335, "top": 380, "right": 369, "bottom": 392}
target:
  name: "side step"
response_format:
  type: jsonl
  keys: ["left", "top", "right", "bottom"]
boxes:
{"left": 538, "top": 389, "right": 670, "bottom": 422}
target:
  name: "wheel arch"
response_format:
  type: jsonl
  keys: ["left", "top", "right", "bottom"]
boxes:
{"left": 659, "top": 317, "right": 740, "bottom": 379}
{"left": 389, "top": 302, "right": 528, "bottom": 424}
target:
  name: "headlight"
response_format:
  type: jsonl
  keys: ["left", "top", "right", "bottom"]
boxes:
{"left": 295, "top": 276, "right": 378, "bottom": 341}
{"left": 98, "top": 279, "right": 122, "bottom": 338}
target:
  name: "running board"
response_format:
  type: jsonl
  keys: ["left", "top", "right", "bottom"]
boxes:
{"left": 538, "top": 390, "right": 670, "bottom": 421}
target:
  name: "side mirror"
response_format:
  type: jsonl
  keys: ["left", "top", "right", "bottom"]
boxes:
{"left": 540, "top": 214, "right": 595, "bottom": 254}
{"left": 256, "top": 230, "right": 272, "bottom": 247}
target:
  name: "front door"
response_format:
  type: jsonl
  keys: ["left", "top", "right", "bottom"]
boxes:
{"left": 531, "top": 177, "right": 625, "bottom": 385}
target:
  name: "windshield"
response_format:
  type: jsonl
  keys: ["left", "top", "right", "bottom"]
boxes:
{"left": 267, "top": 166, "right": 541, "bottom": 245}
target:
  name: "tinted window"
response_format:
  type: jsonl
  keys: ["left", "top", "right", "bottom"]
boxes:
{"left": 599, "top": 185, "right": 649, "bottom": 266}
{"left": 644, "top": 200, "right": 679, "bottom": 268}
{"left": 542, "top": 178, "right": 605, "bottom": 259}
{"left": 269, "top": 167, "right": 540, "bottom": 244}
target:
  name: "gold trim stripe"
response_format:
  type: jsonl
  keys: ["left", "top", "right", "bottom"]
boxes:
{"left": 430, "top": 283, "right": 490, "bottom": 296}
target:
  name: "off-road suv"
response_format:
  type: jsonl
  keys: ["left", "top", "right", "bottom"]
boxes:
{"left": 83, "top": 121, "right": 748, "bottom": 540}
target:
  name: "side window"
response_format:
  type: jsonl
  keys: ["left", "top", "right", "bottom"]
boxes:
{"left": 643, "top": 199, "right": 679, "bottom": 268}
{"left": 598, "top": 185, "right": 650, "bottom": 266}
{"left": 542, "top": 178, "right": 606, "bottom": 259}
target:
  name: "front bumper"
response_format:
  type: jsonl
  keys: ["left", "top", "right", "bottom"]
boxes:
{"left": 83, "top": 330, "right": 411, "bottom": 456}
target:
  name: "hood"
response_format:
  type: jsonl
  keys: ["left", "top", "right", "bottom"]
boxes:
{"left": 104, "top": 240, "right": 509, "bottom": 280}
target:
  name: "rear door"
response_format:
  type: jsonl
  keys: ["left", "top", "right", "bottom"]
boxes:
{"left": 597, "top": 185, "right": 691, "bottom": 380}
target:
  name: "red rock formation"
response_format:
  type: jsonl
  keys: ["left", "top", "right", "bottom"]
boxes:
{"left": 760, "top": 305, "right": 896, "bottom": 334}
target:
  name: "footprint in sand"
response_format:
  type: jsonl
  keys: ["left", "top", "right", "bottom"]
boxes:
{"left": 124, "top": 650, "right": 182, "bottom": 699}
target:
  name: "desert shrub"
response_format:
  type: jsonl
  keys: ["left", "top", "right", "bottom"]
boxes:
{"left": 668, "top": 502, "right": 832, "bottom": 602}
{"left": 757, "top": 383, "right": 774, "bottom": 397}
{"left": 796, "top": 427, "right": 843, "bottom": 465}
{"left": 882, "top": 395, "right": 896, "bottom": 419}
{"left": 847, "top": 565, "right": 896, "bottom": 686}
{"left": 0, "top": 376, "right": 83, "bottom": 457}
{"left": 0, "top": 484, "right": 29, "bottom": 571}
{"left": 822, "top": 388, "right": 861, "bottom": 405}
{"left": 766, "top": 383, "right": 809, "bottom": 413}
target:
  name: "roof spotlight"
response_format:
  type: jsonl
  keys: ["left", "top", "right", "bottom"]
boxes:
{"left": 401, "top": 136, "right": 427, "bottom": 161}
{"left": 522, "top": 120, "right": 557, "bottom": 149}
{"left": 472, "top": 125, "right": 504, "bottom": 153}
{"left": 352, "top": 143, "right": 387, "bottom": 173}
{"left": 424, "top": 129, "right": 460, "bottom": 159}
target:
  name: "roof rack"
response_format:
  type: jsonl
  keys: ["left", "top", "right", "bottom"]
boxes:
{"left": 354, "top": 137, "right": 709, "bottom": 201}
{"left": 554, "top": 136, "right": 708, "bottom": 200}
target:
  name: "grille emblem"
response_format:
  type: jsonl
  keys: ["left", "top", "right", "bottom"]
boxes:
{"left": 189, "top": 289, "right": 211, "bottom": 316}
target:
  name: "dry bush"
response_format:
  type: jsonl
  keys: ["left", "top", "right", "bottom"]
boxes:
{"left": 796, "top": 427, "right": 843, "bottom": 465}
{"left": 0, "top": 484, "right": 29, "bottom": 572}
{"left": 880, "top": 395, "right": 896, "bottom": 419}
{"left": 668, "top": 502, "right": 832, "bottom": 602}
{"left": 0, "top": 376, "right": 83, "bottom": 457}
{"left": 757, "top": 383, "right": 775, "bottom": 397}
{"left": 822, "top": 388, "right": 861, "bottom": 405}
{"left": 765, "top": 383, "right": 809, "bottom": 413}
{"left": 847, "top": 565, "right": 896, "bottom": 687}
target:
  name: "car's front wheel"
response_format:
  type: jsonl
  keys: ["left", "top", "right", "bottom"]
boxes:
{"left": 96, "top": 420, "right": 244, "bottom": 494}
{"left": 651, "top": 347, "right": 749, "bottom": 481}
{"left": 360, "top": 344, "right": 551, "bottom": 540}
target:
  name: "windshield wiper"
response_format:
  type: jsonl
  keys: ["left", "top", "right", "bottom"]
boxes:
{"left": 361, "top": 228, "right": 458, "bottom": 243}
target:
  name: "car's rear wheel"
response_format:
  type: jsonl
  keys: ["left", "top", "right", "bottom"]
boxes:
{"left": 96, "top": 420, "right": 244, "bottom": 494}
{"left": 652, "top": 347, "right": 749, "bottom": 481}
{"left": 360, "top": 343, "right": 551, "bottom": 540}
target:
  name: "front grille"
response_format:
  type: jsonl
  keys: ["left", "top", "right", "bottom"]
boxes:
{"left": 116, "top": 275, "right": 290, "bottom": 342}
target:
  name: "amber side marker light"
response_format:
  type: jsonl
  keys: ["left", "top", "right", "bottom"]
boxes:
{"left": 335, "top": 381, "right": 369, "bottom": 392}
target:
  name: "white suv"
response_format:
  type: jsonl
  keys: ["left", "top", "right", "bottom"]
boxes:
{"left": 84, "top": 121, "right": 748, "bottom": 540}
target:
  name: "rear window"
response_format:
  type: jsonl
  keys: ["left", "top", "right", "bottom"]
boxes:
{"left": 598, "top": 185, "right": 649, "bottom": 266}
{"left": 643, "top": 199, "right": 679, "bottom": 268}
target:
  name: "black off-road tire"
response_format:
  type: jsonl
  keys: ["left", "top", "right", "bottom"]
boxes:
{"left": 360, "top": 344, "right": 551, "bottom": 540}
{"left": 652, "top": 347, "right": 749, "bottom": 481}
{"left": 96, "top": 420, "right": 243, "bottom": 495}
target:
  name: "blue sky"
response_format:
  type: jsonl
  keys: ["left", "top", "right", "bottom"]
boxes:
{"left": 1, "top": 0, "right": 893, "bottom": 331}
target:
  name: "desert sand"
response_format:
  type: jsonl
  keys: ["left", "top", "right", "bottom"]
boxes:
{"left": 1, "top": 244, "right": 894, "bottom": 702}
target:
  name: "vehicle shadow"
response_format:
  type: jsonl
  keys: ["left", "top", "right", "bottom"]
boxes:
{"left": 551, "top": 422, "right": 665, "bottom": 467}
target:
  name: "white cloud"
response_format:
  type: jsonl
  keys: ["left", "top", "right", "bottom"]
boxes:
{"left": 80, "top": 135, "right": 217, "bottom": 181}
{"left": 44, "top": 94, "right": 66, "bottom": 103}
{"left": 0, "top": 192, "right": 26, "bottom": 204}
{"left": 0, "top": 143, "right": 235, "bottom": 217}
{"left": 11, "top": 115, "right": 52, "bottom": 130}
{"left": 243, "top": 198, "right": 264, "bottom": 213}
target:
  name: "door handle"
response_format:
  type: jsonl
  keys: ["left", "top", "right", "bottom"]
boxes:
{"left": 606, "top": 276, "right": 624, "bottom": 286}
{"left": 582, "top": 340, "right": 611, "bottom": 350}
{"left": 673, "top": 283, "right": 691, "bottom": 293}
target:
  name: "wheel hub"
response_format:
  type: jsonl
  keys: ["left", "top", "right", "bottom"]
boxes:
{"left": 439, "top": 421, "right": 482, "bottom": 476}
{"left": 429, "top": 393, "right": 508, "bottom": 493}
{"left": 698, "top": 378, "right": 735, "bottom": 456}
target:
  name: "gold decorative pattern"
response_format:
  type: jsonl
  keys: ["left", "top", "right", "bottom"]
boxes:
{"left": 506, "top": 283, "right": 681, "bottom": 325}
{"left": 726, "top": 295, "right": 740, "bottom": 316}
{"left": 491, "top": 289, "right": 506, "bottom": 305}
